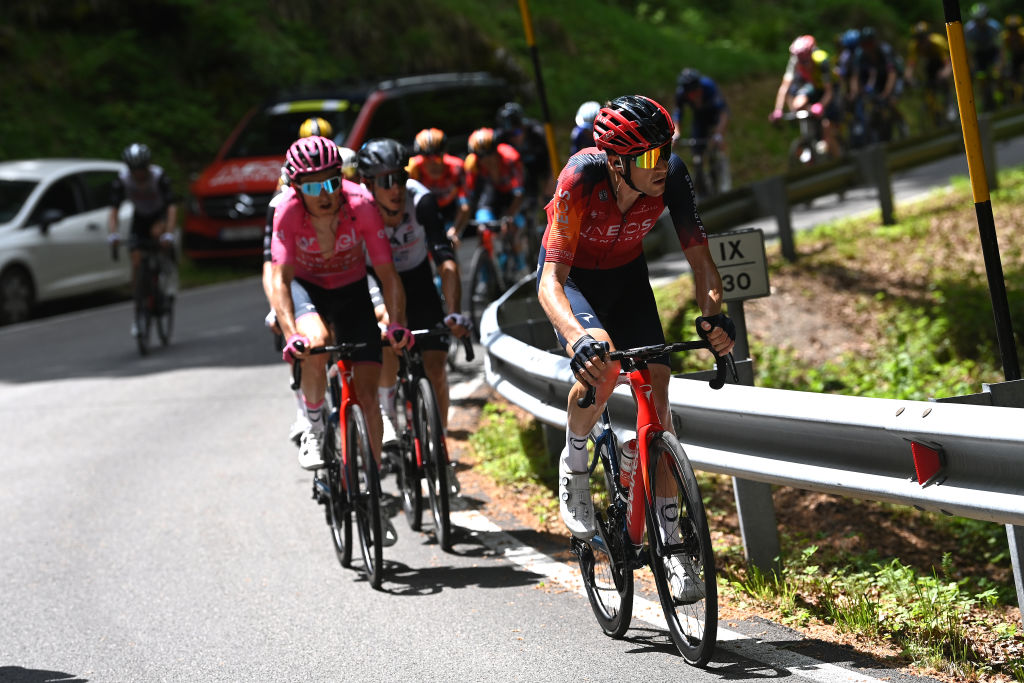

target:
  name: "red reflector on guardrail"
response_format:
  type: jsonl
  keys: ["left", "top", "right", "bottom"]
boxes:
{"left": 911, "top": 442, "right": 944, "bottom": 486}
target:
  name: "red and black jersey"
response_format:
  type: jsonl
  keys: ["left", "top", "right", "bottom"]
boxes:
{"left": 464, "top": 143, "right": 523, "bottom": 196}
{"left": 542, "top": 148, "right": 706, "bottom": 270}
{"left": 407, "top": 153, "right": 466, "bottom": 208}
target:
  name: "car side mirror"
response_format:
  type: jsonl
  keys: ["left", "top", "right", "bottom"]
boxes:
{"left": 37, "top": 208, "right": 65, "bottom": 235}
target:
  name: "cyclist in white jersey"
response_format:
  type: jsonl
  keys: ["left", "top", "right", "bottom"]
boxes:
{"left": 356, "top": 139, "right": 470, "bottom": 444}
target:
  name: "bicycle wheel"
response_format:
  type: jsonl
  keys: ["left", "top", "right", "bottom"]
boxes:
{"left": 156, "top": 293, "right": 174, "bottom": 346}
{"left": 416, "top": 377, "right": 452, "bottom": 550}
{"left": 645, "top": 431, "right": 717, "bottom": 666}
{"left": 396, "top": 390, "right": 423, "bottom": 531}
{"left": 468, "top": 248, "right": 500, "bottom": 341}
{"left": 134, "top": 272, "right": 152, "bottom": 356}
{"left": 348, "top": 404, "right": 384, "bottom": 589}
{"left": 326, "top": 420, "right": 353, "bottom": 568}
{"left": 577, "top": 438, "right": 633, "bottom": 637}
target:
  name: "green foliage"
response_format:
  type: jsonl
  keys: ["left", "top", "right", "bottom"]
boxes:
{"left": 469, "top": 403, "right": 552, "bottom": 488}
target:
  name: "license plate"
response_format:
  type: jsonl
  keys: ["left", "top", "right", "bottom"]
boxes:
{"left": 219, "top": 225, "right": 263, "bottom": 241}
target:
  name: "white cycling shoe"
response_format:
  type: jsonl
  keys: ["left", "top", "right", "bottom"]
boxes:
{"left": 289, "top": 409, "right": 311, "bottom": 446}
{"left": 381, "top": 414, "right": 400, "bottom": 449}
{"left": 666, "top": 554, "right": 705, "bottom": 605}
{"left": 298, "top": 429, "right": 324, "bottom": 470}
{"left": 558, "top": 455, "right": 596, "bottom": 539}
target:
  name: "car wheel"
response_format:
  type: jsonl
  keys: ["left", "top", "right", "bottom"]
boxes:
{"left": 0, "top": 267, "right": 34, "bottom": 326}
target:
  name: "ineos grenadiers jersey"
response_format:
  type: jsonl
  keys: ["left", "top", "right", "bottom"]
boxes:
{"left": 270, "top": 180, "right": 392, "bottom": 290}
{"left": 542, "top": 148, "right": 706, "bottom": 270}
{"left": 110, "top": 165, "right": 174, "bottom": 218}
{"left": 370, "top": 179, "right": 456, "bottom": 274}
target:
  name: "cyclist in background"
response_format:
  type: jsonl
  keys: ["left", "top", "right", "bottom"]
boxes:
{"left": 905, "top": 21, "right": 954, "bottom": 124}
{"left": 672, "top": 67, "right": 732, "bottom": 194}
{"left": 495, "top": 102, "right": 553, "bottom": 219}
{"left": 965, "top": 3, "right": 1003, "bottom": 110}
{"left": 108, "top": 143, "right": 177, "bottom": 338}
{"left": 569, "top": 101, "right": 601, "bottom": 156}
{"left": 407, "top": 127, "right": 469, "bottom": 245}
{"left": 268, "top": 135, "right": 408, "bottom": 471}
{"left": 849, "top": 27, "right": 903, "bottom": 143}
{"left": 356, "top": 139, "right": 470, "bottom": 445}
{"left": 464, "top": 127, "right": 529, "bottom": 275}
{"left": 835, "top": 28, "right": 861, "bottom": 121}
{"left": 535, "top": 95, "right": 735, "bottom": 546}
{"left": 1002, "top": 15, "right": 1024, "bottom": 101}
{"left": 770, "top": 35, "right": 842, "bottom": 158}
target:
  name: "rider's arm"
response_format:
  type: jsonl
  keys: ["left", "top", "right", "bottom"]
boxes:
{"left": 416, "top": 190, "right": 463, "bottom": 319}
{"left": 268, "top": 262, "right": 299, "bottom": 339}
{"left": 538, "top": 260, "right": 586, "bottom": 349}
{"left": 108, "top": 176, "right": 125, "bottom": 236}
{"left": 684, "top": 243, "right": 734, "bottom": 355}
{"left": 373, "top": 261, "right": 406, "bottom": 329}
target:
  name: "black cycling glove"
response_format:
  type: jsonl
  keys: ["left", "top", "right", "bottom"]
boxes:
{"left": 696, "top": 313, "right": 736, "bottom": 342}
{"left": 569, "top": 334, "right": 609, "bottom": 385}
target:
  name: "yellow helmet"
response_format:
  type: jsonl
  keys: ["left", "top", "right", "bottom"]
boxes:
{"left": 298, "top": 117, "right": 333, "bottom": 139}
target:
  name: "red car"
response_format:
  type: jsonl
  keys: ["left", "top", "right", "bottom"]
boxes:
{"left": 185, "top": 73, "right": 509, "bottom": 259}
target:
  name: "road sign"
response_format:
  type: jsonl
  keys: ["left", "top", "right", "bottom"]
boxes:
{"left": 708, "top": 228, "right": 770, "bottom": 302}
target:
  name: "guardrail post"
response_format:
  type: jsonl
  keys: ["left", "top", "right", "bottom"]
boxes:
{"left": 854, "top": 144, "right": 896, "bottom": 226}
{"left": 978, "top": 113, "right": 998, "bottom": 191}
{"left": 726, "top": 301, "right": 782, "bottom": 576}
{"left": 752, "top": 176, "right": 796, "bottom": 262}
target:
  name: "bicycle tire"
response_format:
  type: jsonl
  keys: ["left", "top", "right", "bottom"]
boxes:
{"left": 348, "top": 403, "right": 384, "bottom": 589}
{"left": 468, "top": 248, "right": 500, "bottom": 341}
{"left": 578, "top": 438, "right": 633, "bottom": 638}
{"left": 326, "top": 420, "right": 353, "bottom": 568}
{"left": 134, "top": 270, "right": 152, "bottom": 356}
{"left": 396, "top": 390, "right": 423, "bottom": 531}
{"left": 416, "top": 377, "right": 452, "bottom": 550}
{"left": 645, "top": 431, "right": 717, "bottom": 666}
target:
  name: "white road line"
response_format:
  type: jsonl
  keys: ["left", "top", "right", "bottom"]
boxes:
{"left": 452, "top": 508, "right": 895, "bottom": 683}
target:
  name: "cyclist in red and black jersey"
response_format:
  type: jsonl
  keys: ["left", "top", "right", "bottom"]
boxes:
{"left": 407, "top": 127, "right": 469, "bottom": 245}
{"left": 465, "top": 127, "right": 530, "bottom": 274}
{"left": 536, "top": 95, "right": 735, "bottom": 540}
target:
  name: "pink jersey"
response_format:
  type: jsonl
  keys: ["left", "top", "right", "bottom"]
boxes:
{"left": 270, "top": 182, "right": 392, "bottom": 289}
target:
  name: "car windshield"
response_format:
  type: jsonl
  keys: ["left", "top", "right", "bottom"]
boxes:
{"left": 224, "top": 99, "right": 366, "bottom": 159}
{"left": 0, "top": 179, "right": 37, "bottom": 223}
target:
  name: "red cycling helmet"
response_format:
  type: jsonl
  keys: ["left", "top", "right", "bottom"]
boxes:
{"left": 592, "top": 95, "right": 674, "bottom": 156}
{"left": 790, "top": 35, "right": 817, "bottom": 58}
{"left": 283, "top": 135, "right": 340, "bottom": 182}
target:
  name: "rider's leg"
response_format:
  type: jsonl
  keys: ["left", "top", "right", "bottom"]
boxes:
{"left": 422, "top": 349, "right": 450, "bottom": 431}
{"left": 294, "top": 312, "right": 330, "bottom": 432}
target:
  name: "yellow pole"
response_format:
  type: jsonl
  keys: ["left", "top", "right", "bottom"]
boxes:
{"left": 517, "top": 0, "right": 561, "bottom": 180}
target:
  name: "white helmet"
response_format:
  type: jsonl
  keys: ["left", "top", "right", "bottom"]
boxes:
{"left": 575, "top": 100, "right": 601, "bottom": 127}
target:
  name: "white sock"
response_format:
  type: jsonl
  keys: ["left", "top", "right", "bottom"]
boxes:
{"left": 377, "top": 384, "right": 397, "bottom": 420}
{"left": 656, "top": 495, "right": 679, "bottom": 540}
{"left": 563, "top": 430, "right": 590, "bottom": 472}
{"left": 304, "top": 398, "right": 325, "bottom": 434}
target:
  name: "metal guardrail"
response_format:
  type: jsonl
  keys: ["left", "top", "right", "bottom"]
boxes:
{"left": 482, "top": 280, "right": 1024, "bottom": 527}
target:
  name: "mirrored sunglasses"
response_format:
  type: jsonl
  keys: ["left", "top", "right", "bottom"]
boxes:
{"left": 299, "top": 175, "right": 342, "bottom": 196}
{"left": 632, "top": 142, "right": 672, "bottom": 170}
{"left": 375, "top": 170, "right": 408, "bottom": 189}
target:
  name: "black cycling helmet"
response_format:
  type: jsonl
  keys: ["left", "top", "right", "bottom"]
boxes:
{"left": 676, "top": 68, "right": 702, "bottom": 93}
{"left": 122, "top": 143, "right": 151, "bottom": 170}
{"left": 356, "top": 138, "right": 409, "bottom": 178}
{"left": 496, "top": 102, "right": 525, "bottom": 130}
{"left": 593, "top": 95, "right": 674, "bottom": 156}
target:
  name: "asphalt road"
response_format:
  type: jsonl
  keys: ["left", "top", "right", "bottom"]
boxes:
{"left": 0, "top": 277, "right": 944, "bottom": 682}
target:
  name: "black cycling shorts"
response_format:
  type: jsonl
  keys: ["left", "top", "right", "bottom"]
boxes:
{"left": 368, "top": 261, "right": 450, "bottom": 352}
{"left": 536, "top": 246, "right": 668, "bottom": 367}
{"left": 291, "top": 276, "right": 382, "bottom": 363}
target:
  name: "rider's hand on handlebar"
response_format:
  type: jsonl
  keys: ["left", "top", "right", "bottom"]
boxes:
{"left": 283, "top": 333, "right": 310, "bottom": 363}
{"left": 159, "top": 232, "right": 176, "bottom": 248}
{"left": 444, "top": 312, "right": 471, "bottom": 338}
{"left": 696, "top": 313, "right": 736, "bottom": 356}
{"left": 809, "top": 102, "right": 824, "bottom": 118}
{"left": 769, "top": 109, "right": 783, "bottom": 123}
{"left": 569, "top": 334, "right": 610, "bottom": 388}
{"left": 386, "top": 323, "right": 413, "bottom": 350}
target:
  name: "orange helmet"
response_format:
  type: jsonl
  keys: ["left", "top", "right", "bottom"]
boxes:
{"left": 413, "top": 127, "right": 447, "bottom": 156}
{"left": 468, "top": 128, "right": 497, "bottom": 155}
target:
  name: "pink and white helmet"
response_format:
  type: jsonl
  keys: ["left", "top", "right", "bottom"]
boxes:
{"left": 789, "top": 35, "right": 816, "bottom": 58}
{"left": 283, "top": 135, "right": 340, "bottom": 182}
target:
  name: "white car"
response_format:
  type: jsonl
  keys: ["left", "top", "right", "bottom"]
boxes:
{"left": 0, "top": 159, "right": 132, "bottom": 325}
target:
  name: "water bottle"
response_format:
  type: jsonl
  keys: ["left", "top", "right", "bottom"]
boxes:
{"left": 619, "top": 438, "right": 638, "bottom": 487}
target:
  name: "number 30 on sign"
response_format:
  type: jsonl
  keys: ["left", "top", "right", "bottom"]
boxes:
{"left": 707, "top": 228, "right": 770, "bottom": 303}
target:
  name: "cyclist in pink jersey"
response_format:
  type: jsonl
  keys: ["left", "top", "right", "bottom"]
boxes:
{"left": 536, "top": 95, "right": 735, "bottom": 546}
{"left": 268, "top": 136, "right": 408, "bottom": 471}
